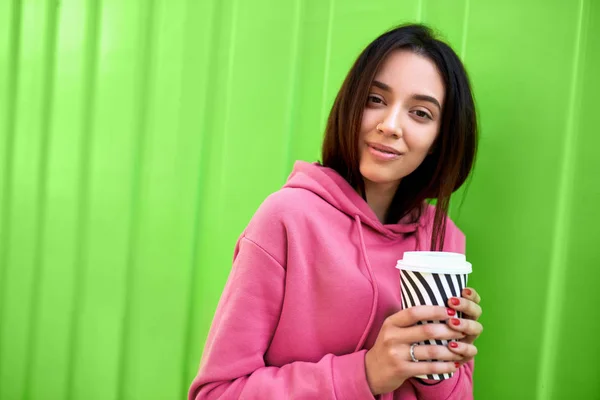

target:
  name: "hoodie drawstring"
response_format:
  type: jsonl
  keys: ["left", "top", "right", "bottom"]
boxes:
{"left": 353, "top": 215, "right": 379, "bottom": 352}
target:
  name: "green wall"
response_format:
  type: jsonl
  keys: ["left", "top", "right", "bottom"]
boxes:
{"left": 0, "top": 0, "right": 598, "bottom": 399}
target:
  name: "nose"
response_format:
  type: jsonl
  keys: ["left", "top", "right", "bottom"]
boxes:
{"left": 376, "top": 109, "right": 403, "bottom": 138}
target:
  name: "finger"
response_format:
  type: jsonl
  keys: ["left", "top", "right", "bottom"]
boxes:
{"left": 406, "top": 361, "right": 458, "bottom": 378}
{"left": 387, "top": 306, "right": 455, "bottom": 328}
{"left": 400, "top": 322, "right": 467, "bottom": 344}
{"left": 411, "top": 344, "right": 463, "bottom": 362}
{"left": 462, "top": 287, "right": 481, "bottom": 304}
{"left": 447, "top": 341, "right": 478, "bottom": 359}
{"left": 448, "top": 297, "right": 482, "bottom": 320}
{"left": 446, "top": 318, "right": 483, "bottom": 337}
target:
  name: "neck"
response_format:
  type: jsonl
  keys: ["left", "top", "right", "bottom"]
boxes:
{"left": 363, "top": 179, "right": 400, "bottom": 224}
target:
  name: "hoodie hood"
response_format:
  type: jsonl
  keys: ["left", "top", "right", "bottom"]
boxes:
{"left": 283, "top": 161, "right": 420, "bottom": 237}
{"left": 283, "top": 162, "right": 425, "bottom": 356}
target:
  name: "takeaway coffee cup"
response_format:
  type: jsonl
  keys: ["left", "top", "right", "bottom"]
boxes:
{"left": 396, "top": 251, "right": 472, "bottom": 380}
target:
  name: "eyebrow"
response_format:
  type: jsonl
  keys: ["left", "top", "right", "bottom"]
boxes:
{"left": 372, "top": 80, "right": 442, "bottom": 111}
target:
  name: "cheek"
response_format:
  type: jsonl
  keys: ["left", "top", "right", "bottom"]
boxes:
{"left": 360, "top": 110, "right": 379, "bottom": 135}
{"left": 406, "top": 125, "right": 439, "bottom": 153}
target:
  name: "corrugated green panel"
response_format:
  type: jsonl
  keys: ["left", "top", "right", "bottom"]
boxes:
{"left": 421, "top": 0, "right": 469, "bottom": 56}
{"left": 0, "top": 1, "right": 599, "bottom": 399}
{"left": 114, "top": 0, "right": 202, "bottom": 397}
{"left": 450, "top": 2, "right": 599, "bottom": 399}
{"left": 448, "top": 1, "right": 587, "bottom": 400}
{"left": 181, "top": 0, "right": 219, "bottom": 392}
{"left": 286, "top": 0, "right": 337, "bottom": 169}
{"left": 549, "top": 0, "right": 600, "bottom": 398}
{"left": 68, "top": 1, "right": 149, "bottom": 398}
{"left": 0, "top": 6, "right": 18, "bottom": 391}
{"left": 25, "top": 1, "right": 86, "bottom": 399}
{"left": 0, "top": 1, "right": 57, "bottom": 399}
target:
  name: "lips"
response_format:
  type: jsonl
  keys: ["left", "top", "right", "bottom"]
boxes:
{"left": 367, "top": 142, "right": 402, "bottom": 155}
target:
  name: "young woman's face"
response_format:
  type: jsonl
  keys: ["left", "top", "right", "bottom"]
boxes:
{"left": 359, "top": 50, "right": 445, "bottom": 190}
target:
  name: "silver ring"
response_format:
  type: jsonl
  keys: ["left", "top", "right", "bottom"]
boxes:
{"left": 376, "top": 123, "right": 384, "bottom": 132}
{"left": 409, "top": 343, "right": 419, "bottom": 363}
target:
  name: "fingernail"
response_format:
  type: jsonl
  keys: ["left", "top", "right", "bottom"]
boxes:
{"left": 446, "top": 308, "right": 456, "bottom": 316}
{"left": 449, "top": 341, "right": 459, "bottom": 348}
{"left": 455, "top": 362, "right": 460, "bottom": 368}
{"left": 464, "top": 289, "right": 472, "bottom": 296}
{"left": 450, "top": 298, "right": 460, "bottom": 306}
{"left": 451, "top": 318, "right": 460, "bottom": 326}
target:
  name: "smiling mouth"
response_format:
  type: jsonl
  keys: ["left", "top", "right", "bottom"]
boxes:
{"left": 370, "top": 146, "right": 399, "bottom": 155}
{"left": 366, "top": 144, "right": 404, "bottom": 161}
{"left": 367, "top": 143, "right": 402, "bottom": 156}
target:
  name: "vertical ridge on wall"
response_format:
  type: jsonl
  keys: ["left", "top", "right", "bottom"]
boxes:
{"left": 218, "top": 0, "right": 239, "bottom": 198}
{"left": 536, "top": 0, "right": 587, "bottom": 398}
{"left": 179, "top": 0, "right": 220, "bottom": 394}
{"left": 551, "top": 1, "right": 600, "bottom": 396}
{"left": 65, "top": 0, "right": 101, "bottom": 399}
{"left": 0, "top": 2, "right": 22, "bottom": 385}
{"left": 285, "top": 0, "right": 333, "bottom": 166}
{"left": 115, "top": 0, "right": 156, "bottom": 398}
{"left": 0, "top": 1, "right": 57, "bottom": 397}
{"left": 181, "top": 0, "right": 221, "bottom": 392}
{"left": 120, "top": 0, "right": 196, "bottom": 395}
{"left": 201, "top": 0, "right": 239, "bottom": 305}
{"left": 460, "top": 0, "right": 470, "bottom": 61}
{"left": 187, "top": 0, "right": 238, "bottom": 386}
{"left": 281, "top": 0, "right": 303, "bottom": 180}
{"left": 319, "top": 0, "right": 335, "bottom": 130}
{"left": 417, "top": 0, "right": 424, "bottom": 22}
{"left": 27, "top": 1, "right": 92, "bottom": 397}
{"left": 22, "top": 0, "right": 60, "bottom": 397}
{"left": 454, "top": 0, "right": 471, "bottom": 220}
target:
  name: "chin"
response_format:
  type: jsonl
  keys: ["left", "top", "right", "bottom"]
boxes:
{"left": 359, "top": 163, "right": 403, "bottom": 186}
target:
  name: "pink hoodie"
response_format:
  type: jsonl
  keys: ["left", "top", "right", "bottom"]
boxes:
{"left": 189, "top": 161, "right": 473, "bottom": 399}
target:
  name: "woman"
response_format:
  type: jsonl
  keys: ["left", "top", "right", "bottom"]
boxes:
{"left": 189, "top": 23, "right": 483, "bottom": 399}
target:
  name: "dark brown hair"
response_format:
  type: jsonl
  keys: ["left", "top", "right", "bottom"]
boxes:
{"left": 321, "top": 23, "right": 478, "bottom": 251}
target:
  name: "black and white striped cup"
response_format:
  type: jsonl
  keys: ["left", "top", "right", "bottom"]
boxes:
{"left": 396, "top": 251, "right": 472, "bottom": 380}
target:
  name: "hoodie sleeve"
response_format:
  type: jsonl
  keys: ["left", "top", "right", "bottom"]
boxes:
{"left": 410, "top": 360, "right": 474, "bottom": 400}
{"left": 188, "top": 236, "right": 375, "bottom": 400}
{"left": 410, "top": 210, "right": 474, "bottom": 400}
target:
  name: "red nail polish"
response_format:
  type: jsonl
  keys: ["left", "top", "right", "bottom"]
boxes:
{"left": 449, "top": 341, "right": 459, "bottom": 348}
{"left": 451, "top": 318, "right": 460, "bottom": 326}
{"left": 464, "top": 289, "right": 472, "bottom": 296}
{"left": 450, "top": 298, "right": 460, "bottom": 306}
{"left": 455, "top": 362, "right": 460, "bottom": 368}
{"left": 446, "top": 308, "right": 456, "bottom": 316}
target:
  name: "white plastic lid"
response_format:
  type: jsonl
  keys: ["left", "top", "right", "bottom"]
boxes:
{"left": 396, "top": 251, "right": 472, "bottom": 274}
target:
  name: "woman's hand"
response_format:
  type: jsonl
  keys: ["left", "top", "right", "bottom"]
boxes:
{"left": 364, "top": 306, "right": 466, "bottom": 395}
{"left": 445, "top": 287, "right": 483, "bottom": 364}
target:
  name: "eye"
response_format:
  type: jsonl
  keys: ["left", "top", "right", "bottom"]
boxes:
{"left": 367, "top": 95, "right": 385, "bottom": 105}
{"left": 412, "top": 109, "right": 433, "bottom": 120}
